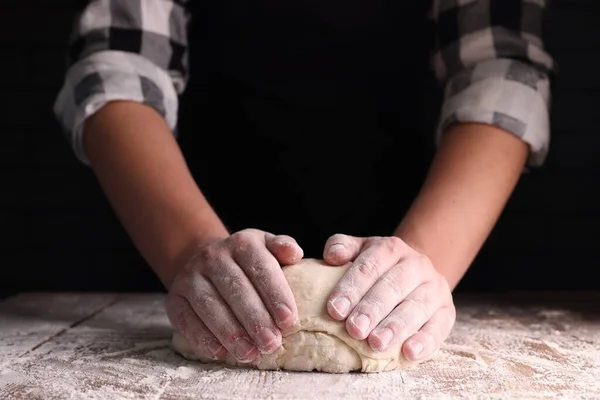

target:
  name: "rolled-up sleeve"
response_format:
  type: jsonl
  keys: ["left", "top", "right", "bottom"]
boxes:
{"left": 53, "top": 0, "right": 190, "bottom": 165}
{"left": 432, "top": 0, "right": 554, "bottom": 166}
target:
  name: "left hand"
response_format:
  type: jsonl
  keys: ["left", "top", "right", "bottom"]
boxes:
{"left": 323, "top": 234, "right": 456, "bottom": 361}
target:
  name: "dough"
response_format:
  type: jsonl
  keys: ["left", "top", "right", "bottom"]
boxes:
{"left": 172, "top": 258, "right": 424, "bottom": 373}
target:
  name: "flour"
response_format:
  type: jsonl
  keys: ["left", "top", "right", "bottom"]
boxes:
{"left": 173, "top": 366, "right": 196, "bottom": 380}
{"left": 0, "top": 369, "right": 30, "bottom": 388}
{"left": 89, "top": 340, "right": 172, "bottom": 359}
{"left": 2, "top": 293, "right": 600, "bottom": 399}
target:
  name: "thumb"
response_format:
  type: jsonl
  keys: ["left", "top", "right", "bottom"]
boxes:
{"left": 265, "top": 233, "right": 304, "bottom": 265}
{"left": 323, "top": 234, "right": 365, "bottom": 265}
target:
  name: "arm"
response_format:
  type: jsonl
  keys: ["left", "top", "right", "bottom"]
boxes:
{"left": 322, "top": 0, "right": 554, "bottom": 361}
{"left": 395, "top": 0, "right": 554, "bottom": 289}
{"left": 53, "top": 0, "right": 225, "bottom": 287}
{"left": 394, "top": 123, "right": 527, "bottom": 289}
{"left": 55, "top": 2, "right": 303, "bottom": 362}
{"left": 83, "top": 101, "right": 228, "bottom": 288}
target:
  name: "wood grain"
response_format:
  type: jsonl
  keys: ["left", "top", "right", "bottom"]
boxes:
{"left": 1, "top": 293, "right": 599, "bottom": 399}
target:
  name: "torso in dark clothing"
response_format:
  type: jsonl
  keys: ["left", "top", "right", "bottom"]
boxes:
{"left": 178, "top": 0, "right": 438, "bottom": 257}
{"left": 10, "top": 0, "right": 600, "bottom": 295}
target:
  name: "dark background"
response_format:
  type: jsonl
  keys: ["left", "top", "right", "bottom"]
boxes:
{"left": 2, "top": 0, "right": 599, "bottom": 298}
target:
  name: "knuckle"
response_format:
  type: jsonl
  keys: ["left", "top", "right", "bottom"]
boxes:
{"left": 365, "top": 236, "right": 382, "bottom": 248}
{"left": 421, "top": 331, "right": 436, "bottom": 346}
{"left": 416, "top": 252, "right": 432, "bottom": 268}
{"left": 175, "top": 274, "right": 202, "bottom": 298}
{"left": 363, "top": 236, "right": 377, "bottom": 245}
{"left": 437, "top": 276, "right": 450, "bottom": 293}
{"left": 193, "top": 247, "right": 222, "bottom": 275}
{"left": 399, "top": 260, "right": 419, "bottom": 281}
{"left": 387, "top": 313, "right": 409, "bottom": 333}
{"left": 194, "top": 292, "right": 217, "bottom": 312}
{"left": 240, "top": 258, "right": 271, "bottom": 285}
{"left": 245, "top": 267, "right": 261, "bottom": 282}
{"left": 229, "top": 230, "right": 256, "bottom": 249}
{"left": 381, "top": 272, "right": 405, "bottom": 297}
{"left": 385, "top": 236, "right": 404, "bottom": 252}
{"left": 221, "top": 274, "right": 247, "bottom": 295}
{"left": 356, "top": 300, "right": 382, "bottom": 320}
{"left": 189, "top": 342, "right": 212, "bottom": 359}
{"left": 195, "top": 343, "right": 218, "bottom": 359}
{"left": 225, "top": 331, "right": 248, "bottom": 346}
{"left": 242, "top": 258, "right": 264, "bottom": 278}
{"left": 356, "top": 258, "right": 380, "bottom": 279}
{"left": 406, "top": 297, "right": 430, "bottom": 319}
{"left": 197, "top": 244, "right": 220, "bottom": 262}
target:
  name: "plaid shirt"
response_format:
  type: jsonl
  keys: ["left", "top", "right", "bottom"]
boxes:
{"left": 54, "top": 0, "right": 554, "bottom": 166}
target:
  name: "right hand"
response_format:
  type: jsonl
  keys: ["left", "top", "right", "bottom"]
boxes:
{"left": 166, "top": 229, "right": 304, "bottom": 362}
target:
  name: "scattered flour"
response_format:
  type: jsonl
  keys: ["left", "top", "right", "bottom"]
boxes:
{"left": 1, "top": 294, "right": 599, "bottom": 399}
{"left": 0, "top": 369, "right": 30, "bottom": 387}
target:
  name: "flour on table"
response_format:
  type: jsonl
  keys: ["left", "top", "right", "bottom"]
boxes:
{"left": 172, "top": 258, "right": 426, "bottom": 373}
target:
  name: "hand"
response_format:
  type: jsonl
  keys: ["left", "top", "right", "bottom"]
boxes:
{"left": 166, "top": 229, "right": 303, "bottom": 362}
{"left": 323, "top": 234, "right": 456, "bottom": 361}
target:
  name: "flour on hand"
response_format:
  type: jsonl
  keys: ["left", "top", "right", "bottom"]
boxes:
{"left": 172, "top": 259, "right": 428, "bottom": 373}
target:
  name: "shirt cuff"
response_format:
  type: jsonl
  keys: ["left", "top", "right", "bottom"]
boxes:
{"left": 53, "top": 50, "right": 179, "bottom": 166}
{"left": 436, "top": 58, "right": 550, "bottom": 167}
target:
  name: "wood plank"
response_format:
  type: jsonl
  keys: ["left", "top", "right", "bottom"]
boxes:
{"left": 0, "top": 293, "right": 119, "bottom": 368}
{"left": 1, "top": 293, "right": 599, "bottom": 399}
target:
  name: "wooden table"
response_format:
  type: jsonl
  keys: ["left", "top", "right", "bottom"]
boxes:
{"left": 1, "top": 293, "right": 599, "bottom": 399}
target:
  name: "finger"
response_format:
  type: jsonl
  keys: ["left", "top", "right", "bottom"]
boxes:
{"left": 265, "top": 233, "right": 304, "bottom": 265}
{"left": 327, "top": 236, "right": 404, "bottom": 320}
{"left": 344, "top": 259, "right": 423, "bottom": 340}
{"left": 165, "top": 294, "right": 227, "bottom": 360}
{"left": 204, "top": 254, "right": 283, "bottom": 355}
{"left": 176, "top": 272, "right": 260, "bottom": 363}
{"left": 402, "top": 305, "right": 456, "bottom": 361}
{"left": 368, "top": 282, "right": 442, "bottom": 352}
{"left": 323, "top": 234, "right": 364, "bottom": 265}
{"left": 229, "top": 232, "right": 298, "bottom": 330}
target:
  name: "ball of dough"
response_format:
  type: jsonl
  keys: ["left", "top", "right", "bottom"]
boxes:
{"left": 171, "top": 258, "right": 423, "bottom": 373}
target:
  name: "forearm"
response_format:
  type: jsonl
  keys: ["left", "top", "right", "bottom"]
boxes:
{"left": 394, "top": 123, "right": 528, "bottom": 290}
{"left": 83, "top": 101, "right": 228, "bottom": 288}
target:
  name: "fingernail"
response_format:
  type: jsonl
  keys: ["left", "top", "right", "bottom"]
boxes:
{"left": 207, "top": 340, "right": 225, "bottom": 358}
{"left": 274, "top": 303, "right": 295, "bottom": 326}
{"left": 329, "top": 243, "right": 346, "bottom": 254}
{"left": 351, "top": 314, "right": 370, "bottom": 334}
{"left": 408, "top": 341, "right": 424, "bottom": 359}
{"left": 256, "top": 328, "right": 280, "bottom": 353}
{"left": 372, "top": 328, "right": 393, "bottom": 350}
{"left": 234, "top": 337, "right": 257, "bottom": 362}
{"left": 330, "top": 297, "right": 351, "bottom": 317}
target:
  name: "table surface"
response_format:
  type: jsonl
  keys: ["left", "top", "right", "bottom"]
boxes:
{"left": 1, "top": 292, "right": 599, "bottom": 399}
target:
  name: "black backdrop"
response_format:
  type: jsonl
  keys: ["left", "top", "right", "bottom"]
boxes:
{"left": 2, "top": 0, "right": 599, "bottom": 298}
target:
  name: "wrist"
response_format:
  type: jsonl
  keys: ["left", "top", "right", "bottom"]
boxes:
{"left": 83, "top": 101, "right": 232, "bottom": 289}
{"left": 394, "top": 214, "right": 464, "bottom": 291}
{"left": 393, "top": 222, "right": 427, "bottom": 260}
{"left": 160, "top": 216, "right": 230, "bottom": 290}
{"left": 393, "top": 124, "right": 527, "bottom": 290}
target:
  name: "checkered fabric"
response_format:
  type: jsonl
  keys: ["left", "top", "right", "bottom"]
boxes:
{"left": 432, "top": 0, "right": 554, "bottom": 166}
{"left": 54, "top": 0, "right": 189, "bottom": 165}
{"left": 54, "top": 0, "right": 554, "bottom": 166}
